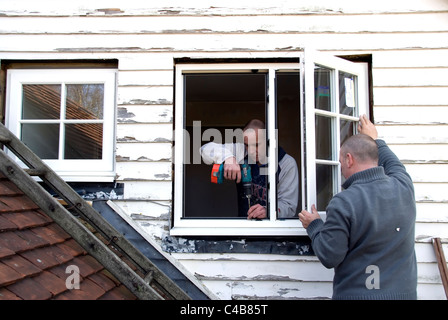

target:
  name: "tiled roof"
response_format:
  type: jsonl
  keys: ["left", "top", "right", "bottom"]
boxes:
{"left": 0, "top": 172, "right": 137, "bottom": 300}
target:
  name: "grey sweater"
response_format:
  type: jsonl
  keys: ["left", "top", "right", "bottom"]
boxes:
{"left": 307, "top": 139, "right": 417, "bottom": 300}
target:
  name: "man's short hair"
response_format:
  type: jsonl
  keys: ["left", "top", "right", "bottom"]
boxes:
{"left": 341, "top": 134, "right": 378, "bottom": 164}
{"left": 243, "top": 119, "right": 265, "bottom": 131}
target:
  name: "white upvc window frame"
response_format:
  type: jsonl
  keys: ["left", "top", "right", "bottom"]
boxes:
{"left": 6, "top": 69, "right": 117, "bottom": 182}
{"left": 172, "top": 62, "right": 304, "bottom": 236}
{"left": 304, "top": 49, "right": 369, "bottom": 220}
{"left": 171, "top": 50, "right": 368, "bottom": 237}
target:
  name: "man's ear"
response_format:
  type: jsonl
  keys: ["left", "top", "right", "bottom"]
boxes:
{"left": 346, "top": 152, "right": 355, "bottom": 168}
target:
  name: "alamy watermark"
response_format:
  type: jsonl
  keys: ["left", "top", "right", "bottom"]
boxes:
{"left": 65, "top": 265, "right": 80, "bottom": 290}
{"left": 179, "top": 121, "right": 276, "bottom": 175}
{"left": 365, "top": 265, "right": 380, "bottom": 290}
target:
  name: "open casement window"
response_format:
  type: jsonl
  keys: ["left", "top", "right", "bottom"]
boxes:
{"left": 6, "top": 69, "right": 116, "bottom": 182}
{"left": 304, "top": 50, "right": 369, "bottom": 220}
{"left": 172, "top": 51, "right": 368, "bottom": 236}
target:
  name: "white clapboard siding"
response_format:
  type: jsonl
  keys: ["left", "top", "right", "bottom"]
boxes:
{"left": 377, "top": 125, "right": 448, "bottom": 144}
{"left": 115, "top": 161, "right": 171, "bottom": 181}
{"left": 113, "top": 200, "right": 171, "bottom": 219}
{"left": 405, "top": 164, "right": 448, "bottom": 183}
{"left": 416, "top": 203, "right": 448, "bottom": 223}
{"left": 133, "top": 218, "right": 171, "bottom": 243}
{"left": 374, "top": 106, "right": 448, "bottom": 126}
{"left": 117, "top": 86, "right": 173, "bottom": 105}
{"left": 415, "top": 241, "right": 448, "bottom": 300}
{"left": 416, "top": 222, "right": 448, "bottom": 239}
{"left": 122, "top": 181, "right": 172, "bottom": 201}
{"left": 372, "top": 49, "right": 448, "bottom": 68}
{"left": 374, "top": 87, "right": 448, "bottom": 106}
{"left": 117, "top": 105, "right": 173, "bottom": 124}
{"left": 1, "top": 0, "right": 447, "bottom": 16}
{"left": 413, "top": 183, "right": 448, "bottom": 203}
{"left": 1, "top": 0, "right": 447, "bottom": 300}
{"left": 171, "top": 253, "right": 334, "bottom": 299}
{"left": 116, "top": 123, "right": 173, "bottom": 143}
{"left": 116, "top": 143, "right": 172, "bottom": 162}
{"left": 416, "top": 242, "right": 448, "bottom": 262}
{"left": 181, "top": 259, "right": 334, "bottom": 283}
{"left": 373, "top": 68, "right": 448, "bottom": 87}
{"left": 389, "top": 144, "right": 448, "bottom": 163}
{"left": 1, "top": 33, "right": 447, "bottom": 53}
{"left": 198, "top": 280, "right": 333, "bottom": 300}
{"left": 118, "top": 70, "right": 173, "bottom": 86}
{"left": 118, "top": 54, "right": 175, "bottom": 71}
{"left": 418, "top": 283, "right": 446, "bottom": 300}
{"left": 2, "top": 13, "right": 448, "bottom": 35}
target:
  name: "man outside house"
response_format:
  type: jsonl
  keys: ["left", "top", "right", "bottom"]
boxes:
{"left": 299, "top": 115, "right": 417, "bottom": 300}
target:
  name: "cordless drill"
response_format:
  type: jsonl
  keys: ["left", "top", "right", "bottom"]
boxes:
{"left": 211, "top": 161, "right": 252, "bottom": 208}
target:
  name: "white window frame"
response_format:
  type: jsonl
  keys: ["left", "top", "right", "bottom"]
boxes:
{"left": 6, "top": 69, "right": 117, "bottom": 182}
{"left": 171, "top": 51, "right": 368, "bottom": 236}
{"left": 304, "top": 49, "right": 369, "bottom": 220}
{"left": 172, "top": 62, "right": 303, "bottom": 236}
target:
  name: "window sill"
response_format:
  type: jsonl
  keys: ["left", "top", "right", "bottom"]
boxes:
{"left": 170, "top": 225, "right": 308, "bottom": 237}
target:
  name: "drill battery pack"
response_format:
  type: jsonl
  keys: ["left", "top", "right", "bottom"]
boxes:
{"left": 210, "top": 162, "right": 252, "bottom": 184}
{"left": 211, "top": 163, "right": 224, "bottom": 184}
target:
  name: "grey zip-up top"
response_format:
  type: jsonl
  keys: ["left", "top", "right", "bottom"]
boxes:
{"left": 307, "top": 139, "right": 417, "bottom": 300}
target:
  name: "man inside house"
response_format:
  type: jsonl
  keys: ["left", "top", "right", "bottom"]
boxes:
{"left": 299, "top": 115, "right": 417, "bottom": 300}
{"left": 200, "top": 119, "right": 299, "bottom": 219}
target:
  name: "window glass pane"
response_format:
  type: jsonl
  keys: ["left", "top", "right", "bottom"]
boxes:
{"left": 64, "top": 124, "right": 103, "bottom": 159}
{"left": 314, "top": 66, "right": 332, "bottom": 111}
{"left": 339, "top": 71, "right": 357, "bottom": 116}
{"left": 276, "top": 71, "right": 301, "bottom": 218}
{"left": 66, "top": 84, "right": 104, "bottom": 120}
{"left": 22, "top": 85, "right": 61, "bottom": 119}
{"left": 316, "top": 164, "right": 336, "bottom": 210}
{"left": 183, "top": 73, "right": 267, "bottom": 218}
{"left": 340, "top": 119, "right": 355, "bottom": 146}
{"left": 315, "top": 115, "right": 333, "bottom": 160}
{"left": 21, "top": 123, "right": 59, "bottom": 159}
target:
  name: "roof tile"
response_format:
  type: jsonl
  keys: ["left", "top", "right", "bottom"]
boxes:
{"left": 0, "top": 215, "right": 17, "bottom": 232}
{"left": 33, "top": 271, "right": 68, "bottom": 296}
{"left": 56, "top": 239, "right": 87, "bottom": 257}
{"left": 0, "top": 231, "right": 35, "bottom": 253}
{"left": 0, "top": 199, "right": 12, "bottom": 212}
{"left": 14, "top": 228, "right": 50, "bottom": 249}
{"left": 99, "top": 284, "right": 137, "bottom": 300}
{"left": 0, "top": 195, "right": 40, "bottom": 212}
{"left": 0, "top": 246, "right": 15, "bottom": 259}
{"left": 0, "top": 288, "right": 21, "bottom": 300}
{"left": 1, "top": 255, "right": 42, "bottom": 278}
{"left": 54, "top": 278, "right": 105, "bottom": 300}
{"left": 30, "top": 223, "right": 71, "bottom": 245}
{"left": 7, "top": 277, "right": 52, "bottom": 300}
{"left": 0, "top": 261, "right": 23, "bottom": 286}
{"left": 71, "top": 255, "right": 104, "bottom": 278}
{"left": 99, "top": 269, "right": 120, "bottom": 286}
{"left": 1, "top": 211, "right": 50, "bottom": 230}
{"left": 46, "top": 262, "right": 77, "bottom": 282}
{"left": 88, "top": 270, "right": 117, "bottom": 292}
{"left": 20, "top": 246, "right": 68, "bottom": 270}
{"left": 0, "top": 180, "right": 23, "bottom": 196}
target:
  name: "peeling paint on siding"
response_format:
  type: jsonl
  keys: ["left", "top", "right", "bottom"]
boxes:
{"left": 126, "top": 98, "right": 171, "bottom": 105}
{"left": 117, "top": 107, "right": 136, "bottom": 122}
{"left": 95, "top": 8, "right": 124, "bottom": 15}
